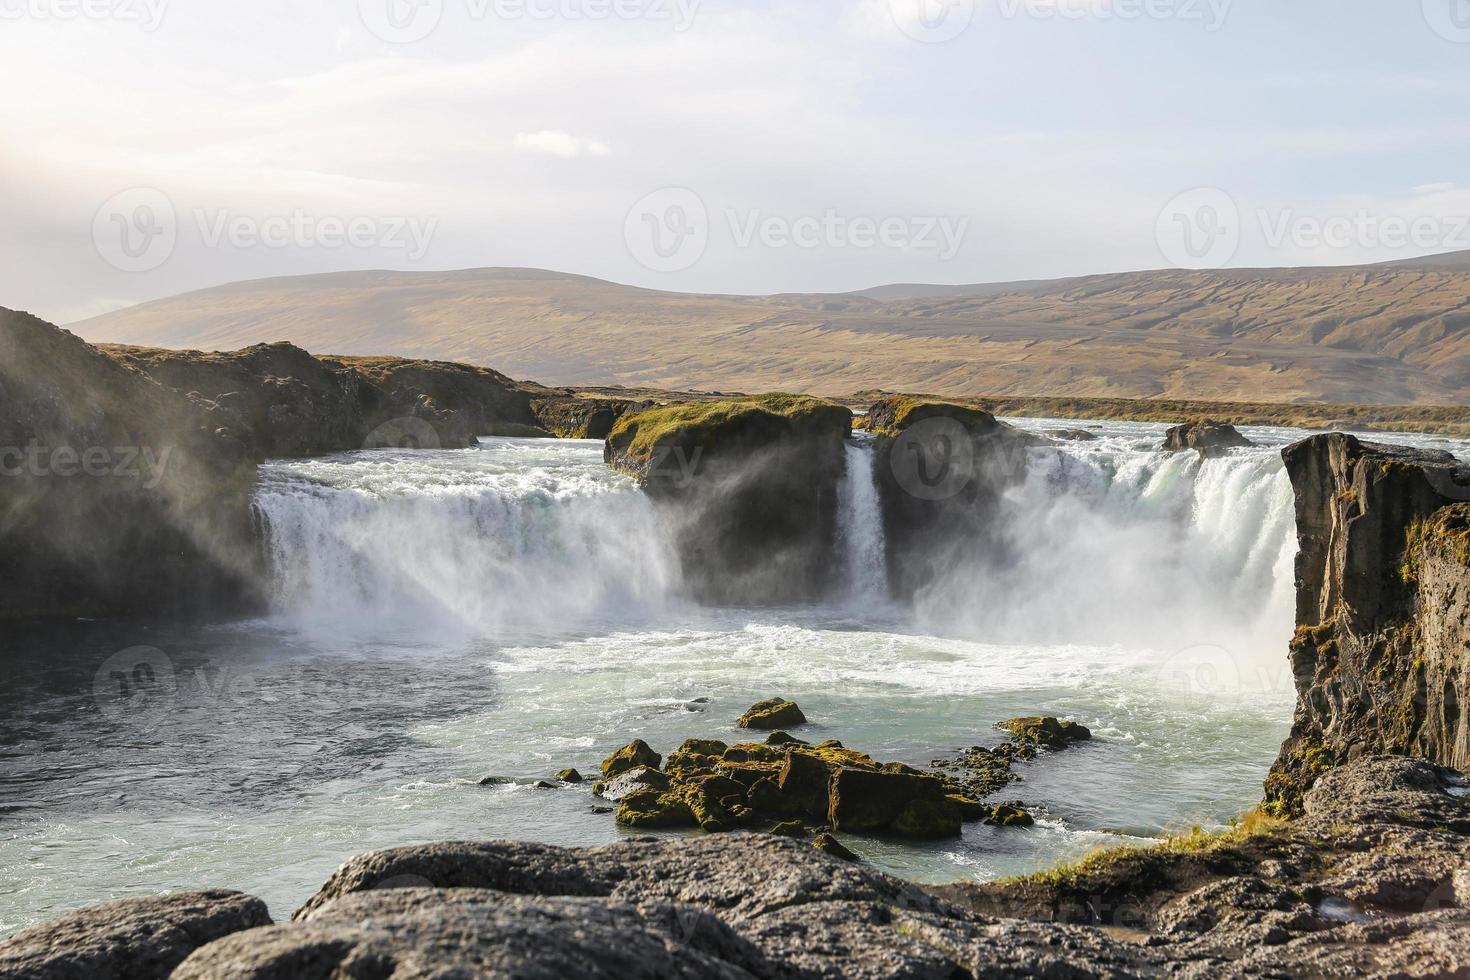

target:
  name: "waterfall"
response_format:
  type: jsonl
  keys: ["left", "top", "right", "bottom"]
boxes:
{"left": 837, "top": 439, "right": 889, "bottom": 602}
{"left": 910, "top": 439, "right": 1298, "bottom": 679}
{"left": 251, "top": 441, "right": 682, "bottom": 643}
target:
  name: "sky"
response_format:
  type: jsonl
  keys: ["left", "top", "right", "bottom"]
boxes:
{"left": 1, "top": 0, "right": 1469, "bottom": 324}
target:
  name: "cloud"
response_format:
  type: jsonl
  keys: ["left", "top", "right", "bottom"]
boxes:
{"left": 513, "top": 130, "right": 612, "bottom": 159}
{"left": 1413, "top": 181, "right": 1457, "bottom": 195}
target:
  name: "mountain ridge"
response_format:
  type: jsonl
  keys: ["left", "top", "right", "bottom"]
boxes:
{"left": 71, "top": 252, "right": 1470, "bottom": 405}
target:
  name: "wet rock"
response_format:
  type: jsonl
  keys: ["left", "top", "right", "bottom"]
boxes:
{"left": 557, "top": 768, "right": 583, "bottom": 783}
{"left": 615, "top": 787, "right": 697, "bottom": 829}
{"left": 600, "top": 738, "right": 661, "bottom": 779}
{"left": 1162, "top": 419, "right": 1255, "bottom": 456}
{"left": 736, "top": 698, "right": 807, "bottom": 730}
{"left": 0, "top": 890, "right": 270, "bottom": 980}
{"left": 770, "top": 821, "right": 807, "bottom": 839}
{"left": 812, "top": 833, "right": 860, "bottom": 862}
{"left": 987, "top": 802, "right": 1036, "bottom": 827}
{"left": 592, "top": 765, "right": 670, "bottom": 801}
{"left": 998, "top": 716, "right": 1093, "bottom": 751}
{"left": 1050, "top": 428, "right": 1100, "bottom": 441}
{"left": 765, "top": 730, "right": 806, "bottom": 746}
{"left": 828, "top": 767, "right": 961, "bottom": 837}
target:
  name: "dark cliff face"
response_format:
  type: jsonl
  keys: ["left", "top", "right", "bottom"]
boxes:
{"left": 865, "top": 397, "right": 1041, "bottom": 601}
{"left": 104, "top": 344, "right": 545, "bottom": 458}
{"left": 0, "top": 309, "right": 261, "bottom": 621}
{"left": 605, "top": 395, "right": 853, "bottom": 606}
{"left": 1267, "top": 432, "right": 1470, "bottom": 814}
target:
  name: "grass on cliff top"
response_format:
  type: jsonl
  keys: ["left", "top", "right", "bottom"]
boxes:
{"left": 997, "top": 807, "right": 1288, "bottom": 889}
{"left": 864, "top": 395, "right": 999, "bottom": 436}
{"left": 849, "top": 390, "right": 1470, "bottom": 438}
{"left": 608, "top": 393, "right": 848, "bottom": 459}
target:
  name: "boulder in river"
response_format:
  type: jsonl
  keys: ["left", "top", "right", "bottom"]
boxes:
{"left": 599, "top": 739, "right": 662, "bottom": 779}
{"left": 736, "top": 698, "right": 807, "bottom": 730}
{"left": 1161, "top": 419, "right": 1254, "bottom": 456}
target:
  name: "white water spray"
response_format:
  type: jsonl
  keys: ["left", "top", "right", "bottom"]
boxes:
{"left": 837, "top": 439, "right": 889, "bottom": 603}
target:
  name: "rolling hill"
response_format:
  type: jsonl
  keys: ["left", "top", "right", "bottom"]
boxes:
{"left": 69, "top": 255, "right": 1470, "bottom": 405}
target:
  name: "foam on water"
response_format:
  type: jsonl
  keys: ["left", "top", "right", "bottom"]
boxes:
{"left": 5, "top": 422, "right": 1467, "bottom": 937}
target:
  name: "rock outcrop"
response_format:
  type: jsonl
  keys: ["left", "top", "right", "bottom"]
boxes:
{"left": 24, "top": 758, "right": 1455, "bottom": 978}
{"left": 1266, "top": 432, "right": 1470, "bottom": 814}
{"left": 0, "top": 309, "right": 262, "bottom": 620}
{"left": 530, "top": 392, "right": 650, "bottom": 439}
{"left": 0, "top": 890, "right": 269, "bottom": 980}
{"left": 604, "top": 395, "right": 853, "bottom": 604}
{"left": 1161, "top": 419, "right": 1255, "bottom": 455}
{"left": 864, "top": 396, "right": 1042, "bottom": 600}
{"left": 105, "top": 343, "right": 546, "bottom": 458}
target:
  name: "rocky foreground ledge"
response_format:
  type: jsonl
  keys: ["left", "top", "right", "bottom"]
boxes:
{"left": 2, "top": 757, "right": 1467, "bottom": 979}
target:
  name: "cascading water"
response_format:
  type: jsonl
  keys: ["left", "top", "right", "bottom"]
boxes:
{"left": 252, "top": 438, "right": 682, "bottom": 643}
{"left": 910, "top": 425, "right": 1299, "bottom": 691}
{"left": 836, "top": 438, "right": 889, "bottom": 603}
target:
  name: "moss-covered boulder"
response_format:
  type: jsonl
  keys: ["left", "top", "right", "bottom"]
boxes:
{"left": 997, "top": 717, "right": 1093, "bottom": 752}
{"left": 863, "top": 395, "right": 1041, "bottom": 601}
{"left": 615, "top": 787, "right": 696, "bottom": 829}
{"left": 593, "top": 766, "right": 670, "bottom": 800}
{"left": 737, "top": 698, "right": 808, "bottom": 730}
{"left": 987, "top": 802, "right": 1035, "bottom": 827}
{"left": 557, "top": 768, "right": 583, "bottom": 783}
{"left": 604, "top": 394, "right": 853, "bottom": 604}
{"left": 1162, "top": 420, "right": 1254, "bottom": 456}
{"left": 600, "top": 739, "right": 662, "bottom": 779}
{"left": 827, "top": 767, "right": 961, "bottom": 837}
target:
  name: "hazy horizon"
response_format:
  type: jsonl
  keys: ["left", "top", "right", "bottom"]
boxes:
{"left": 4, "top": 0, "right": 1469, "bottom": 325}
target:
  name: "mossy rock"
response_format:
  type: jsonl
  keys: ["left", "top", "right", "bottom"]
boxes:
{"left": 828, "top": 767, "right": 959, "bottom": 838}
{"left": 770, "top": 820, "right": 808, "bottom": 839}
{"left": 946, "top": 794, "right": 987, "bottom": 821}
{"left": 987, "top": 802, "right": 1035, "bottom": 827}
{"left": 766, "top": 730, "right": 806, "bottom": 746}
{"left": 601, "top": 739, "right": 662, "bottom": 778}
{"left": 893, "top": 797, "right": 965, "bottom": 839}
{"left": 606, "top": 394, "right": 852, "bottom": 480}
{"left": 614, "top": 787, "right": 696, "bottom": 829}
{"left": 997, "top": 717, "right": 1092, "bottom": 752}
{"left": 864, "top": 396, "right": 1004, "bottom": 438}
{"left": 812, "top": 833, "right": 860, "bottom": 862}
{"left": 594, "top": 766, "right": 671, "bottom": 801}
{"left": 556, "top": 768, "right": 583, "bottom": 783}
{"left": 737, "top": 698, "right": 808, "bottom": 730}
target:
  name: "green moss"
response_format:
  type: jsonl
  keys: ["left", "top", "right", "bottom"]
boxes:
{"left": 864, "top": 395, "right": 998, "bottom": 437}
{"left": 606, "top": 393, "right": 849, "bottom": 465}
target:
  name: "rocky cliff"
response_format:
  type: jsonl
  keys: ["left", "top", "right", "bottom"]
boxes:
{"left": 1266, "top": 432, "right": 1470, "bottom": 814}
{"left": 605, "top": 395, "right": 853, "bottom": 605}
{"left": 104, "top": 343, "right": 546, "bottom": 458}
{"left": 865, "top": 396, "right": 1043, "bottom": 600}
{"left": 6, "top": 756, "right": 1468, "bottom": 978}
{"left": 0, "top": 309, "right": 261, "bottom": 620}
